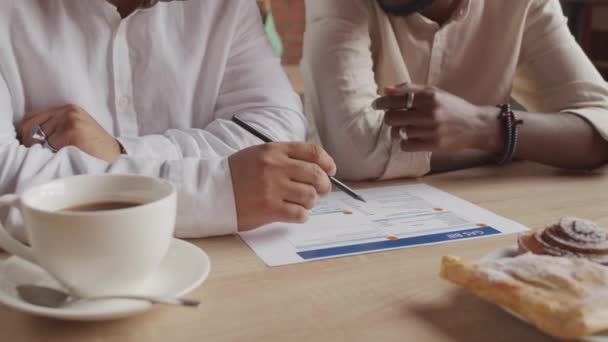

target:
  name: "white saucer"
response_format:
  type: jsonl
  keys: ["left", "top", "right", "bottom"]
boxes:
{"left": 482, "top": 246, "right": 608, "bottom": 341}
{"left": 0, "top": 238, "right": 210, "bottom": 321}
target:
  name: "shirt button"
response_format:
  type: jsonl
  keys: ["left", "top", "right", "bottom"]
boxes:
{"left": 119, "top": 95, "right": 130, "bottom": 107}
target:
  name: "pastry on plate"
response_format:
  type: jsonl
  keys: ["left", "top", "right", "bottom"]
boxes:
{"left": 440, "top": 253, "right": 608, "bottom": 340}
{"left": 517, "top": 217, "right": 608, "bottom": 265}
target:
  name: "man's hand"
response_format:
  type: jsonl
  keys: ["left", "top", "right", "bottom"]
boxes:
{"left": 229, "top": 142, "right": 337, "bottom": 231}
{"left": 18, "top": 104, "right": 121, "bottom": 162}
{"left": 375, "top": 84, "right": 501, "bottom": 153}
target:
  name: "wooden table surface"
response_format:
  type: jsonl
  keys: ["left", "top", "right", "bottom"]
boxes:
{"left": 2, "top": 162, "right": 607, "bottom": 342}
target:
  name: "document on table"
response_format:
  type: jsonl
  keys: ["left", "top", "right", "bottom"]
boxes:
{"left": 239, "top": 184, "right": 528, "bottom": 266}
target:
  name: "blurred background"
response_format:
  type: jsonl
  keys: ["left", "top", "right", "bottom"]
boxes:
{"left": 258, "top": 0, "right": 608, "bottom": 93}
{"left": 561, "top": 0, "right": 608, "bottom": 79}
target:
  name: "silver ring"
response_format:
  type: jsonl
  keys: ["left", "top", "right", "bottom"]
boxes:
{"left": 405, "top": 92, "right": 415, "bottom": 110}
{"left": 30, "top": 125, "right": 58, "bottom": 152}
{"left": 31, "top": 125, "right": 47, "bottom": 142}
{"left": 399, "top": 127, "right": 409, "bottom": 141}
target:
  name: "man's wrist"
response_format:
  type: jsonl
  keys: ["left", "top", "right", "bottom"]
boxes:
{"left": 474, "top": 105, "right": 504, "bottom": 153}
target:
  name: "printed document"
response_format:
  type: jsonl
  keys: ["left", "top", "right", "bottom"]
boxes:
{"left": 239, "top": 184, "right": 527, "bottom": 266}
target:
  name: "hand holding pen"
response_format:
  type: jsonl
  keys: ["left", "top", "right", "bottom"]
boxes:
{"left": 228, "top": 141, "right": 336, "bottom": 230}
{"left": 231, "top": 115, "right": 365, "bottom": 203}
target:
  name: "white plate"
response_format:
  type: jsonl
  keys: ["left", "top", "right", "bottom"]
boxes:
{"left": 0, "top": 238, "right": 210, "bottom": 321}
{"left": 482, "top": 246, "right": 608, "bottom": 342}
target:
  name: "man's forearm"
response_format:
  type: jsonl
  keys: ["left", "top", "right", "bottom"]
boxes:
{"left": 431, "top": 150, "right": 496, "bottom": 174}
{"left": 472, "top": 108, "right": 608, "bottom": 170}
{"left": 0, "top": 140, "right": 239, "bottom": 238}
{"left": 515, "top": 111, "right": 608, "bottom": 169}
{"left": 378, "top": 85, "right": 608, "bottom": 173}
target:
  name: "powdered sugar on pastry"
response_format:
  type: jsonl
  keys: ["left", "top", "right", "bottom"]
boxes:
{"left": 479, "top": 254, "right": 608, "bottom": 297}
{"left": 440, "top": 254, "right": 608, "bottom": 339}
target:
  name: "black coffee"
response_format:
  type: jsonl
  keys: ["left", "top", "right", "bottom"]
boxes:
{"left": 61, "top": 201, "right": 143, "bottom": 212}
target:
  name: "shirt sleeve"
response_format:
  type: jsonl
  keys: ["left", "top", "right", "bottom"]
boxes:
{"left": 0, "top": 76, "right": 235, "bottom": 240}
{"left": 117, "top": 0, "right": 305, "bottom": 161}
{"left": 512, "top": 0, "right": 608, "bottom": 140}
{"left": 302, "top": 0, "right": 430, "bottom": 181}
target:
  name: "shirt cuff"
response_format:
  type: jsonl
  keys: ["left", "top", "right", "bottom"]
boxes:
{"left": 117, "top": 135, "right": 180, "bottom": 161}
{"left": 166, "top": 157, "right": 238, "bottom": 238}
{"left": 564, "top": 107, "right": 608, "bottom": 142}
{"left": 380, "top": 138, "right": 432, "bottom": 180}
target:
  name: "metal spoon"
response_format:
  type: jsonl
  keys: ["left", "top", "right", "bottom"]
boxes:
{"left": 16, "top": 285, "right": 200, "bottom": 308}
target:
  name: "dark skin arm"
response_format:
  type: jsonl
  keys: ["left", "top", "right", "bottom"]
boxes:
{"left": 375, "top": 84, "right": 608, "bottom": 172}
{"left": 430, "top": 111, "right": 608, "bottom": 173}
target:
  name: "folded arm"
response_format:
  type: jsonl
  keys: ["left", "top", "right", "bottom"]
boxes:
{"left": 507, "top": 0, "right": 608, "bottom": 168}
{"left": 383, "top": 0, "right": 608, "bottom": 171}
{"left": 1, "top": 1, "right": 307, "bottom": 238}
{"left": 1, "top": 129, "right": 237, "bottom": 240}
{"left": 1, "top": 0, "right": 334, "bottom": 240}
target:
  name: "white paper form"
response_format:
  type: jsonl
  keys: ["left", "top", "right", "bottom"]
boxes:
{"left": 239, "top": 184, "right": 528, "bottom": 266}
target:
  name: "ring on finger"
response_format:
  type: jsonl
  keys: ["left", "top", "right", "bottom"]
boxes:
{"left": 30, "top": 125, "right": 58, "bottom": 152}
{"left": 405, "top": 92, "right": 415, "bottom": 110}
{"left": 31, "top": 125, "right": 47, "bottom": 143}
{"left": 399, "top": 127, "right": 409, "bottom": 141}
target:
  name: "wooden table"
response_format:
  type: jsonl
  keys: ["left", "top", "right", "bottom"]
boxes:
{"left": 2, "top": 162, "right": 608, "bottom": 342}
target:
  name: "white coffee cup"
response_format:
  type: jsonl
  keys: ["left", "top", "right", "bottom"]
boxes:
{"left": 0, "top": 174, "right": 176, "bottom": 297}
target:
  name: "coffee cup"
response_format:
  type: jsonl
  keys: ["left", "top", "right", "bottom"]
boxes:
{"left": 0, "top": 174, "right": 176, "bottom": 297}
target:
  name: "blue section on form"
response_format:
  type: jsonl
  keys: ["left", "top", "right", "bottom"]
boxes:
{"left": 296, "top": 227, "right": 501, "bottom": 259}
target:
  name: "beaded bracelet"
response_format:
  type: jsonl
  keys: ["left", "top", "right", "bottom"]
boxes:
{"left": 496, "top": 104, "right": 524, "bottom": 165}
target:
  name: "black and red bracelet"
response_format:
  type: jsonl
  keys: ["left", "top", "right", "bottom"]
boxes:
{"left": 496, "top": 104, "right": 524, "bottom": 165}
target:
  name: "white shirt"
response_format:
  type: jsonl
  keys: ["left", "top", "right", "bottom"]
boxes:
{"left": 0, "top": 0, "right": 305, "bottom": 238}
{"left": 303, "top": 0, "right": 608, "bottom": 181}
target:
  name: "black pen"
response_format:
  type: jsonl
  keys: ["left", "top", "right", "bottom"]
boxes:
{"left": 232, "top": 116, "right": 366, "bottom": 202}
